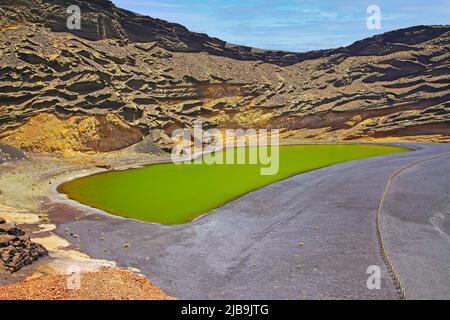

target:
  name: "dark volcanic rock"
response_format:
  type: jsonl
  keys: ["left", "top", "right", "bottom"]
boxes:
{"left": 0, "top": 224, "right": 47, "bottom": 273}
{"left": 0, "top": 224, "right": 25, "bottom": 237}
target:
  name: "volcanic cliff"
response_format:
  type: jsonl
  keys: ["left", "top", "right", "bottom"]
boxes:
{"left": 0, "top": 0, "right": 449, "bottom": 153}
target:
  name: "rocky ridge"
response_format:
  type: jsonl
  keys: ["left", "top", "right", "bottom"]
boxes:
{"left": 0, "top": 0, "right": 449, "bottom": 153}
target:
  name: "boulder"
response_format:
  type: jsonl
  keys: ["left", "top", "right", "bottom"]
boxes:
{"left": 0, "top": 236, "right": 48, "bottom": 272}
{"left": 0, "top": 234, "right": 15, "bottom": 248}
{"left": 0, "top": 225, "right": 47, "bottom": 272}
{"left": 0, "top": 224, "right": 25, "bottom": 237}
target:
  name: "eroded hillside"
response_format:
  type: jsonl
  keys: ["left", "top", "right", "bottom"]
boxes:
{"left": 0, "top": 0, "right": 449, "bottom": 154}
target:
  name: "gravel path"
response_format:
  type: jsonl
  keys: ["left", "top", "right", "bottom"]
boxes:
{"left": 55, "top": 143, "right": 450, "bottom": 299}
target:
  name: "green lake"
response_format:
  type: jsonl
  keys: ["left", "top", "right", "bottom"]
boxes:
{"left": 59, "top": 144, "right": 408, "bottom": 224}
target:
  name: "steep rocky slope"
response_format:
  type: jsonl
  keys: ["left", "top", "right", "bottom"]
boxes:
{"left": 0, "top": 0, "right": 449, "bottom": 154}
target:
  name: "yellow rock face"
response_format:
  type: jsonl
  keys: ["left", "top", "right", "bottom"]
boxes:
{"left": 0, "top": 113, "right": 143, "bottom": 154}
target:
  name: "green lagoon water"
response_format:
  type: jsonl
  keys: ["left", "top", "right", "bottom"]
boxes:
{"left": 59, "top": 144, "right": 408, "bottom": 224}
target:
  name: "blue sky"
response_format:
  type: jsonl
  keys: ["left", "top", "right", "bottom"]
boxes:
{"left": 113, "top": 0, "right": 450, "bottom": 52}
